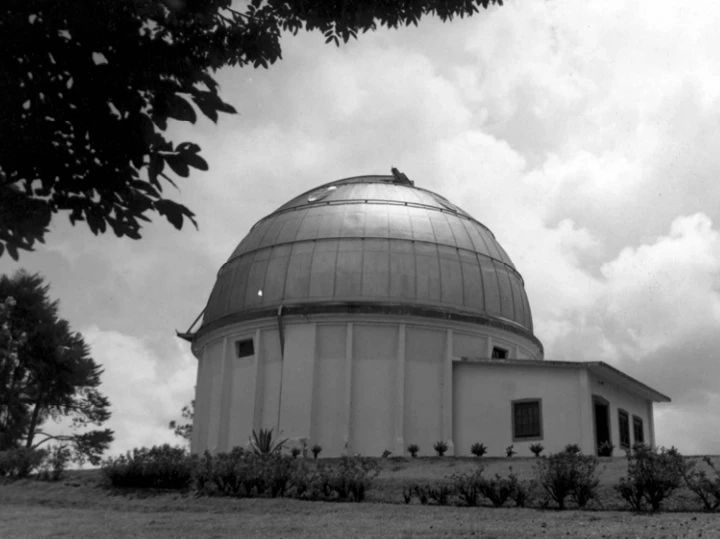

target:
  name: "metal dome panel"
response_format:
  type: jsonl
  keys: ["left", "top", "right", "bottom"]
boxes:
{"left": 200, "top": 175, "right": 535, "bottom": 336}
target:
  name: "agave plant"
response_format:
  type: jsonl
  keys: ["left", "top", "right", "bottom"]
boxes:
{"left": 249, "top": 428, "right": 287, "bottom": 455}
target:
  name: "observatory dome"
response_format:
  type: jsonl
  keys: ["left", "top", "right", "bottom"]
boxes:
{"left": 198, "top": 175, "right": 537, "bottom": 346}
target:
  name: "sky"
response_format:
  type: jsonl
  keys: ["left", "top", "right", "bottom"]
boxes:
{"left": 2, "top": 0, "right": 720, "bottom": 456}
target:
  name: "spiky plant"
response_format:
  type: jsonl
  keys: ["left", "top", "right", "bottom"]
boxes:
{"left": 249, "top": 428, "right": 287, "bottom": 455}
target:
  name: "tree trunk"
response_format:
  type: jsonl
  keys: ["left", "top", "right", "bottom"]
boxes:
{"left": 25, "top": 398, "right": 42, "bottom": 448}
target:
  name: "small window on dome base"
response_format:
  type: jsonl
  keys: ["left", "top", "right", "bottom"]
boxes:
{"left": 236, "top": 339, "right": 254, "bottom": 358}
{"left": 492, "top": 346, "right": 509, "bottom": 359}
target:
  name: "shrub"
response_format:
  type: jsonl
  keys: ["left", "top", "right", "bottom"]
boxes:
{"left": 535, "top": 451, "right": 599, "bottom": 509}
{"left": 407, "top": 444, "right": 419, "bottom": 458}
{"left": 505, "top": 444, "right": 516, "bottom": 457}
{"left": 564, "top": 443, "right": 581, "bottom": 455}
{"left": 683, "top": 457, "right": 720, "bottom": 512}
{"left": 249, "top": 428, "right": 286, "bottom": 455}
{"left": 311, "top": 444, "right": 322, "bottom": 460}
{"left": 290, "top": 447, "right": 301, "bottom": 459}
{"left": 451, "top": 467, "right": 531, "bottom": 508}
{"left": 319, "top": 456, "right": 379, "bottom": 502}
{"left": 508, "top": 472, "right": 533, "bottom": 508}
{"left": 194, "top": 449, "right": 293, "bottom": 498}
{"left": 381, "top": 449, "right": 392, "bottom": 458}
{"left": 530, "top": 443, "right": 544, "bottom": 457}
{"left": 402, "top": 484, "right": 414, "bottom": 504}
{"left": 615, "top": 445, "right": 685, "bottom": 512}
{"left": 470, "top": 442, "right": 487, "bottom": 458}
{"left": 0, "top": 447, "right": 46, "bottom": 479}
{"left": 598, "top": 441, "right": 614, "bottom": 457}
{"left": 428, "top": 481, "right": 453, "bottom": 505}
{"left": 37, "top": 445, "right": 72, "bottom": 481}
{"left": 102, "top": 445, "right": 194, "bottom": 490}
{"left": 450, "top": 468, "right": 484, "bottom": 506}
{"left": 478, "top": 473, "right": 514, "bottom": 507}
{"left": 404, "top": 482, "right": 451, "bottom": 505}
{"left": 433, "top": 440, "right": 448, "bottom": 457}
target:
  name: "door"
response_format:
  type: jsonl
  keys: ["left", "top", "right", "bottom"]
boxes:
{"left": 593, "top": 398, "right": 611, "bottom": 455}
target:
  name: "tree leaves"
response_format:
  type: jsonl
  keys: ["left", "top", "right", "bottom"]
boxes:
{"left": 0, "top": 0, "right": 502, "bottom": 259}
{"left": 0, "top": 271, "right": 113, "bottom": 462}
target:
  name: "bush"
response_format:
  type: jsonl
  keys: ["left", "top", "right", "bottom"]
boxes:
{"left": 0, "top": 447, "right": 47, "bottom": 479}
{"left": 311, "top": 444, "right": 322, "bottom": 460}
{"left": 450, "top": 468, "right": 484, "bottom": 506}
{"left": 683, "top": 457, "right": 720, "bottom": 512}
{"left": 564, "top": 443, "right": 581, "bottom": 455}
{"left": 478, "top": 473, "right": 514, "bottom": 507}
{"left": 451, "top": 467, "right": 531, "bottom": 508}
{"left": 407, "top": 444, "right": 419, "bottom": 458}
{"left": 194, "top": 449, "right": 293, "bottom": 498}
{"left": 530, "top": 443, "right": 544, "bottom": 457}
{"left": 195, "top": 451, "right": 377, "bottom": 502}
{"left": 505, "top": 444, "right": 516, "bottom": 457}
{"left": 102, "top": 445, "right": 194, "bottom": 490}
{"left": 470, "top": 442, "right": 487, "bottom": 457}
{"left": 433, "top": 440, "right": 448, "bottom": 457}
{"left": 37, "top": 445, "right": 72, "bottom": 481}
{"left": 318, "top": 456, "right": 379, "bottom": 502}
{"left": 404, "top": 482, "right": 452, "bottom": 505}
{"left": 508, "top": 472, "right": 533, "bottom": 508}
{"left": 615, "top": 445, "right": 685, "bottom": 512}
{"left": 290, "top": 447, "right": 301, "bottom": 459}
{"left": 535, "top": 451, "right": 599, "bottom": 509}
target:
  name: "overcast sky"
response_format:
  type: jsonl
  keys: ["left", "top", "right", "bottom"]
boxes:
{"left": 2, "top": 0, "right": 719, "bottom": 455}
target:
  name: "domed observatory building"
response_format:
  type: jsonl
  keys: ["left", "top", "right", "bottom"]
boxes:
{"left": 185, "top": 174, "right": 669, "bottom": 457}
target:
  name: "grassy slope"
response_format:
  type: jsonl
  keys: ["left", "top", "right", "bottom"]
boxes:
{"left": 1, "top": 456, "right": 719, "bottom": 538}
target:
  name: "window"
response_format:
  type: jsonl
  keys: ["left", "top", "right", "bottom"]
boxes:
{"left": 618, "top": 409, "right": 630, "bottom": 449}
{"left": 512, "top": 399, "right": 542, "bottom": 440}
{"left": 235, "top": 338, "right": 254, "bottom": 358}
{"left": 492, "top": 346, "right": 508, "bottom": 359}
{"left": 633, "top": 415, "right": 644, "bottom": 445}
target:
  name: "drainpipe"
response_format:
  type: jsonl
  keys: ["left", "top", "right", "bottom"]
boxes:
{"left": 276, "top": 305, "right": 285, "bottom": 433}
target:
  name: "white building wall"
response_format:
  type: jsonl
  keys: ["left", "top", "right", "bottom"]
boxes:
{"left": 191, "top": 314, "right": 544, "bottom": 456}
{"left": 403, "top": 327, "right": 444, "bottom": 456}
{"left": 278, "top": 324, "right": 316, "bottom": 442}
{"left": 452, "top": 362, "right": 591, "bottom": 457}
{"left": 350, "top": 324, "right": 398, "bottom": 455}
{"left": 310, "top": 324, "right": 347, "bottom": 456}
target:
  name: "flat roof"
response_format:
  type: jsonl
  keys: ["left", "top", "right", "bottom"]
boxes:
{"left": 458, "top": 357, "right": 671, "bottom": 403}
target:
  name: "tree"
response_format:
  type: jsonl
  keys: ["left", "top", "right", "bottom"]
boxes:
{"left": 169, "top": 399, "right": 194, "bottom": 442}
{"left": 0, "top": 271, "right": 113, "bottom": 464}
{"left": 0, "top": 0, "right": 502, "bottom": 259}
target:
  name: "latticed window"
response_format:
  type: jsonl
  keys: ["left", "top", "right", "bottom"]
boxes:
{"left": 618, "top": 410, "right": 630, "bottom": 448}
{"left": 512, "top": 399, "right": 542, "bottom": 440}
{"left": 633, "top": 415, "right": 644, "bottom": 444}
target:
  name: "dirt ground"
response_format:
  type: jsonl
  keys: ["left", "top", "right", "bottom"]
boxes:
{"left": 1, "top": 456, "right": 718, "bottom": 538}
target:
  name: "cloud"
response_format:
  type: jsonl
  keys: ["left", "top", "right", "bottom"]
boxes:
{"left": 83, "top": 327, "right": 197, "bottom": 455}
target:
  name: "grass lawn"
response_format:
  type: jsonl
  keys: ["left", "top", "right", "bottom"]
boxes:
{"left": 1, "top": 456, "right": 718, "bottom": 538}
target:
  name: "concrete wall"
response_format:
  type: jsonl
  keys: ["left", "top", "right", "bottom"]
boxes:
{"left": 193, "top": 314, "right": 619, "bottom": 457}
{"left": 452, "top": 361, "right": 594, "bottom": 456}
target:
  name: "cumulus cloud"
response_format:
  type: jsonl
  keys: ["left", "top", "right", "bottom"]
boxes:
{"left": 83, "top": 327, "right": 197, "bottom": 455}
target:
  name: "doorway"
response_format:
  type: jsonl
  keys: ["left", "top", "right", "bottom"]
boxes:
{"left": 593, "top": 397, "right": 611, "bottom": 455}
